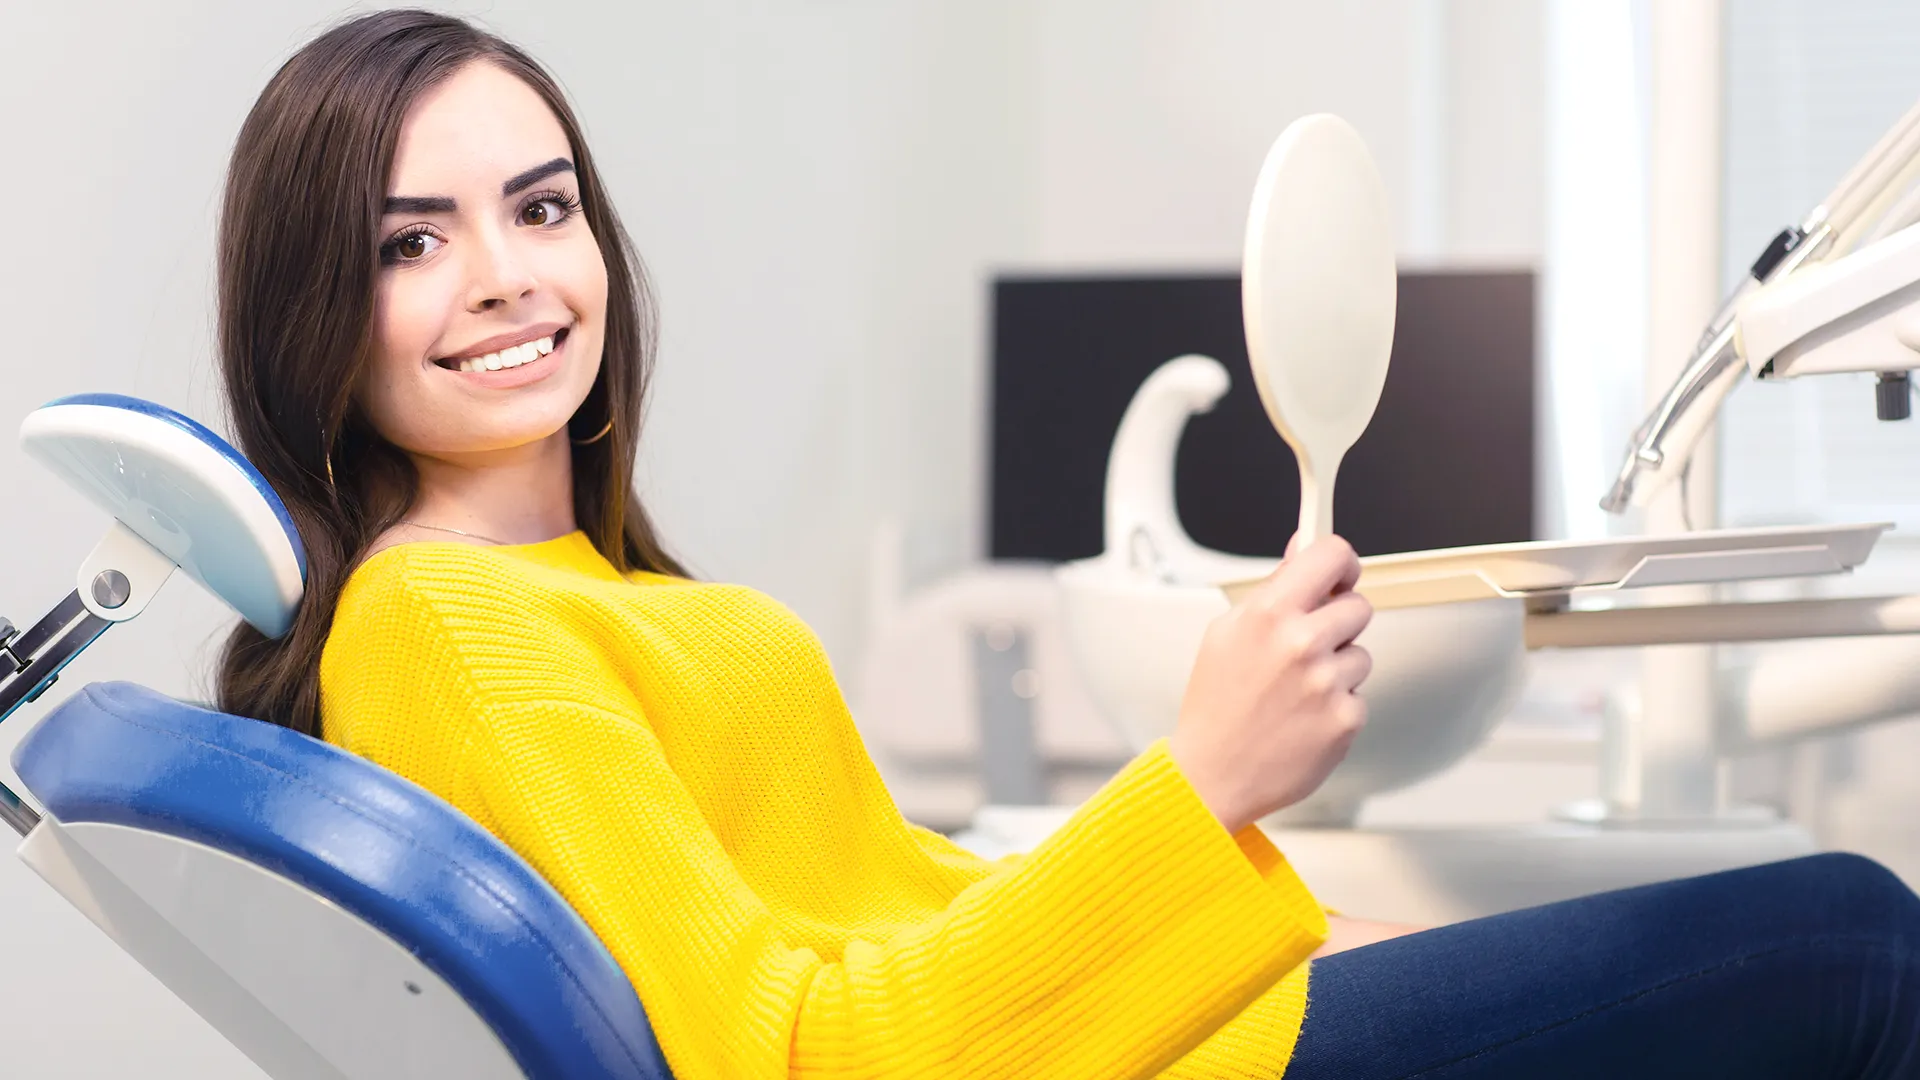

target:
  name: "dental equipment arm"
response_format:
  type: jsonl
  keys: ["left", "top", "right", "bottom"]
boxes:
{"left": 1603, "top": 97, "right": 1920, "bottom": 513}
{"left": 0, "top": 522, "right": 183, "bottom": 836}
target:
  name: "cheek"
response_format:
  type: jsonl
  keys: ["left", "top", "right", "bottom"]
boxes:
{"left": 586, "top": 238, "right": 610, "bottom": 309}
{"left": 550, "top": 232, "right": 610, "bottom": 381}
{"left": 374, "top": 273, "right": 445, "bottom": 371}
{"left": 360, "top": 273, "right": 452, "bottom": 442}
{"left": 555, "top": 230, "right": 610, "bottom": 321}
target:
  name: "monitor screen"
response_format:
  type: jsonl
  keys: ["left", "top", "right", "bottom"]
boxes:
{"left": 988, "top": 271, "right": 1536, "bottom": 561}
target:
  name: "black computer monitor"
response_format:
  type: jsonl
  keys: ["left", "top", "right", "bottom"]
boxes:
{"left": 988, "top": 271, "right": 1536, "bottom": 561}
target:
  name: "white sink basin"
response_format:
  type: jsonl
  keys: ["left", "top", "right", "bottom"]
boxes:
{"left": 1057, "top": 554, "right": 1528, "bottom": 825}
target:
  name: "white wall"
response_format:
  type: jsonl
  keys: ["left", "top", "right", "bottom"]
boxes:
{"left": 0, "top": 2, "right": 1542, "bottom": 1074}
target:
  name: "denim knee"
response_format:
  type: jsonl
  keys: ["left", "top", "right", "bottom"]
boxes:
{"left": 1797, "top": 850, "right": 1905, "bottom": 892}
{"left": 1786, "top": 851, "right": 1920, "bottom": 928}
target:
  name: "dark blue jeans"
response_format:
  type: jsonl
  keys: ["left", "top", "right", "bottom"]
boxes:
{"left": 1288, "top": 853, "right": 1920, "bottom": 1078}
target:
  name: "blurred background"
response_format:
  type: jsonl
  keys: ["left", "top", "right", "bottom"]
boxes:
{"left": 5, "top": 0, "right": 1920, "bottom": 1074}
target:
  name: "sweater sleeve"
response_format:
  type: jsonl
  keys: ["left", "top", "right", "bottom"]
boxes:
{"left": 901, "top": 799, "right": 1301, "bottom": 911}
{"left": 460, "top": 693, "right": 1326, "bottom": 1080}
{"left": 904, "top": 821, "right": 1023, "bottom": 875}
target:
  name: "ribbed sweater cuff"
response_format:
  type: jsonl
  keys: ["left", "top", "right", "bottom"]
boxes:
{"left": 1233, "top": 823, "right": 1331, "bottom": 924}
{"left": 1002, "top": 738, "right": 1329, "bottom": 1063}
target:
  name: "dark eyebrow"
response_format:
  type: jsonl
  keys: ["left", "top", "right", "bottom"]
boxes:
{"left": 381, "top": 158, "right": 574, "bottom": 215}
{"left": 383, "top": 195, "right": 457, "bottom": 215}
{"left": 502, "top": 157, "right": 575, "bottom": 197}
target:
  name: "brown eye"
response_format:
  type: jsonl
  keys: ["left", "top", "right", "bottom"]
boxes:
{"left": 378, "top": 229, "right": 442, "bottom": 266}
{"left": 522, "top": 202, "right": 550, "bottom": 226}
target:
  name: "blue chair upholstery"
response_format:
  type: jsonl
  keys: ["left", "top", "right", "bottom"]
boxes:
{"left": 13, "top": 681, "right": 673, "bottom": 1080}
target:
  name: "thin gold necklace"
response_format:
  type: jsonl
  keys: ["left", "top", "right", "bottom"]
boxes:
{"left": 400, "top": 519, "right": 509, "bottom": 546}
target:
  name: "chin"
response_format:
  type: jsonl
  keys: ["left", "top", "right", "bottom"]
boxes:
{"left": 468, "top": 421, "right": 577, "bottom": 455}
{"left": 397, "top": 412, "right": 577, "bottom": 458}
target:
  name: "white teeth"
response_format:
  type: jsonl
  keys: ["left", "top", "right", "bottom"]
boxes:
{"left": 451, "top": 335, "right": 557, "bottom": 373}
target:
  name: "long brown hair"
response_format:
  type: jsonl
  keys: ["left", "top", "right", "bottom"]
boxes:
{"left": 216, "top": 10, "right": 687, "bottom": 735}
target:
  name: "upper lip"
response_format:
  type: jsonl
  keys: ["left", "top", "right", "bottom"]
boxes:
{"left": 437, "top": 322, "right": 570, "bottom": 363}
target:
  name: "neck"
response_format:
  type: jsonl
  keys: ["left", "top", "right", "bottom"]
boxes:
{"left": 406, "top": 432, "right": 578, "bottom": 544}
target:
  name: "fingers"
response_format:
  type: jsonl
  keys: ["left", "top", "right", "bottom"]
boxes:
{"left": 1293, "top": 640, "right": 1371, "bottom": 701}
{"left": 1328, "top": 642, "right": 1372, "bottom": 691}
{"left": 1330, "top": 543, "right": 1363, "bottom": 595}
{"left": 1265, "top": 535, "right": 1362, "bottom": 610}
{"left": 1331, "top": 692, "right": 1368, "bottom": 737}
{"left": 1302, "top": 591, "right": 1373, "bottom": 653}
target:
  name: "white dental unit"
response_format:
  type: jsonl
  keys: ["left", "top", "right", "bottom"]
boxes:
{"left": 969, "top": 97, "right": 1920, "bottom": 925}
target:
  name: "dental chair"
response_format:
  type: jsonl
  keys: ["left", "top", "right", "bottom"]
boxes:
{"left": 0, "top": 395, "right": 673, "bottom": 1079}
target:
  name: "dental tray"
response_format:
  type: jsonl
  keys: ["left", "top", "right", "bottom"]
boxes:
{"left": 1222, "top": 522, "right": 1891, "bottom": 610}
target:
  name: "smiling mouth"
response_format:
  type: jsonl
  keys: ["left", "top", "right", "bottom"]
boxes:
{"left": 435, "top": 326, "right": 570, "bottom": 373}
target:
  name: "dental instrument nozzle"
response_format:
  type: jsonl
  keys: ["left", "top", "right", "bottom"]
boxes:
{"left": 1599, "top": 322, "right": 1745, "bottom": 513}
{"left": 1603, "top": 96, "right": 1920, "bottom": 514}
{"left": 1600, "top": 225, "right": 1818, "bottom": 513}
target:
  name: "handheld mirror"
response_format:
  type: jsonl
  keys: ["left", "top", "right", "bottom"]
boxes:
{"left": 1242, "top": 114, "right": 1397, "bottom": 544}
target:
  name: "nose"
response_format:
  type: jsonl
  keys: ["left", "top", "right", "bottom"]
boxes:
{"left": 464, "top": 224, "right": 537, "bottom": 312}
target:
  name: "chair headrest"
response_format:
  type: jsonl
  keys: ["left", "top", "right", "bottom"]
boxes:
{"left": 20, "top": 395, "right": 305, "bottom": 638}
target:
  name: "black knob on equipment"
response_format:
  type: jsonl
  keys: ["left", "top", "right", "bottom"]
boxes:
{"left": 1877, "top": 372, "right": 1911, "bottom": 421}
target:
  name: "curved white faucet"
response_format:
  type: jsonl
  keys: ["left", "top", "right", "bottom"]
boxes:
{"left": 1102, "top": 354, "right": 1234, "bottom": 580}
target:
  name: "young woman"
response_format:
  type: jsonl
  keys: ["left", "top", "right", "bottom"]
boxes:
{"left": 214, "top": 10, "right": 1920, "bottom": 1079}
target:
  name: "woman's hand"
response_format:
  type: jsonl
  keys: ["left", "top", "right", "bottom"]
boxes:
{"left": 1167, "top": 535, "right": 1374, "bottom": 834}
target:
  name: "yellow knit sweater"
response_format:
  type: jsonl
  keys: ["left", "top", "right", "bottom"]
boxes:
{"left": 318, "top": 532, "right": 1327, "bottom": 1079}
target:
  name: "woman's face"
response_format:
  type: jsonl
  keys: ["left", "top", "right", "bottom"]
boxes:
{"left": 358, "top": 61, "right": 607, "bottom": 459}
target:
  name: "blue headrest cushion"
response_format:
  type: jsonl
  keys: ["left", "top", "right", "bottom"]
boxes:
{"left": 12, "top": 682, "right": 671, "bottom": 1080}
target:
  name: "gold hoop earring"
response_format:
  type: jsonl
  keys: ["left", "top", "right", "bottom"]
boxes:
{"left": 572, "top": 418, "right": 614, "bottom": 445}
{"left": 320, "top": 430, "right": 338, "bottom": 494}
{"left": 317, "top": 410, "right": 338, "bottom": 494}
